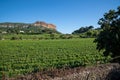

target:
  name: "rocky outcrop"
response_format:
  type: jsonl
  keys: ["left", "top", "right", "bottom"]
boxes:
{"left": 34, "top": 21, "right": 56, "bottom": 30}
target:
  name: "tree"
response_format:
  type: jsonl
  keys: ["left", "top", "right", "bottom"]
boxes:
{"left": 94, "top": 6, "right": 120, "bottom": 62}
{"left": 72, "top": 26, "right": 94, "bottom": 34}
{"left": 86, "top": 30, "right": 92, "bottom": 37}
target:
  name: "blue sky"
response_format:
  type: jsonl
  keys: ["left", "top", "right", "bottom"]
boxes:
{"left": 0, "top": 0, "right": 120, "bottom": 33}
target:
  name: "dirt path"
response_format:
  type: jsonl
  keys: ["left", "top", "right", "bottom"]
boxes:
{"left": 7, "top": 63, "right": 120, "bottom": 80}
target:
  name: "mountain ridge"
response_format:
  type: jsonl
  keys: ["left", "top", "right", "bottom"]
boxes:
{"left": 0, "top": 21, "right": 60, "bottom": 34}
{"left": 0, "top": 21, "right": 56, "bottom": 30}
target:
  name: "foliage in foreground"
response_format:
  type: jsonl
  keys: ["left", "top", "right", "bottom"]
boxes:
{"left": 0, "top": 39, "right": 111, "bottom": 78}
{"left": 94, "top": 6, "right": 120, "bottom": 62}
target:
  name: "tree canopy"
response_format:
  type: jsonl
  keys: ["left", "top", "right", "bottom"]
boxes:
{"left": 94, "top": 6, "right": 120, "bottom": 62}
{"left": 72, "top": 26, "right": 94, "bottom": 34}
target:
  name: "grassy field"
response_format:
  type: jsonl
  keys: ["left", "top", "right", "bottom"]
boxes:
{"left": 1, "top": 34, "right": 55, "bottom": 40}
{"left": 0, "top": 38, "right": 110, "bottom": 78}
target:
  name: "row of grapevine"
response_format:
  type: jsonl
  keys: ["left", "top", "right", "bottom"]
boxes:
{"left": 0, "top": 38, "right": 111, "bottom": 78}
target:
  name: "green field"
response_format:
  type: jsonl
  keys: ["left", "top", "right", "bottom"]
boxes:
{"left": 0, "top": 38, "right": 110, "bottom": 78}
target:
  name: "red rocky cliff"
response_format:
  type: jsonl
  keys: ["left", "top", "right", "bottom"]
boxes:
{"left": 34, "top": 21, "right": 56, "bottom": 30}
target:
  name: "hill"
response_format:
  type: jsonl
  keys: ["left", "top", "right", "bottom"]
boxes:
{"left": 0, "top": 21, "right": 60, "bottom": 34}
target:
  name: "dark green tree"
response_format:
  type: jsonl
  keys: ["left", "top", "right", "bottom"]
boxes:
{"left": 94, "top": 6, "right": 120, "bottom": 62}
{"left": 72, "top": 26, "right": 94, "bottom": 34}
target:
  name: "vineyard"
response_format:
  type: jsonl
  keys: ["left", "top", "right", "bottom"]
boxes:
{"left": 0, "top": 38, "right": 111, "bottom": 78}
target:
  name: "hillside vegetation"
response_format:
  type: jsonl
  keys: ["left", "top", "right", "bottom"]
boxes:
{"left": 0, "top": 21, "right": 60, "bottom": 34}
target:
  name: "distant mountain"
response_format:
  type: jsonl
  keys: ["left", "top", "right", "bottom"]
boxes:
{"left": 0, "top": 21, "right": 60, "bottom": 34}
{"left": 0, "top": 21, "right": 56, "bottom": 30}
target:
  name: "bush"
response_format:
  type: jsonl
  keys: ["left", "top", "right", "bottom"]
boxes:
{"left": 11, "top": 36, "right": 19, "bottom": 40}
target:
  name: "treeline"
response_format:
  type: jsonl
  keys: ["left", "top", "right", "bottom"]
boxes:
{"left": 0, "top": 26, "right": 101, "bottom": 40}
{"left": 72, "top": 26, "right": 101, "bottom": 38}
{"left": 0, "top": 33, "right": 82, "bottom": 40}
